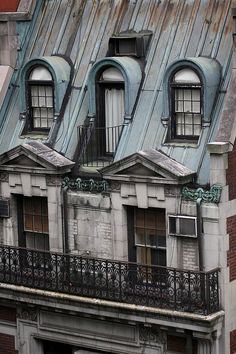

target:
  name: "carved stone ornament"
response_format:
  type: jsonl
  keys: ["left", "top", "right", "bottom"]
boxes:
{"left": 139, "top": 325, "right": 167, "bottom": 345}
{"left": 18, "top": 307, "right": 38, "bottom": 322}
{"left": 46, "top": 176, "right": 62, "bottom": 186}
{"left": 0, "top": 172, "right": 9, "bottom": 182}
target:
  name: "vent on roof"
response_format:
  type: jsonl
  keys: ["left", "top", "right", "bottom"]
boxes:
{"left": 168, "top": 215, "right": 197, "bottom": 238}
{"left": 0, "top": 198, "right": 10, "bottom": 218}
{"left": 108, "top": 31, "right": 152, "bottom": 57}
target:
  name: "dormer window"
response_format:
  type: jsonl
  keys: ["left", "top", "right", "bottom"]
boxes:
{"left": 170, "top": 68, "right": 202, "bottom": 140}
{"left": 27, "top": 66, "right": 54, "bottom": 131}
{"left": 162, "top": 57, "right": 221, "bottom": 144}
{"left": 97, "top": 67, "right": 125, "bottom": 154}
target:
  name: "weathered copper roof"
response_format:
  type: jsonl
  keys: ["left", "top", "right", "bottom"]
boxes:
{"left": 0, "top": 0, "right": 233, "bottom": 184}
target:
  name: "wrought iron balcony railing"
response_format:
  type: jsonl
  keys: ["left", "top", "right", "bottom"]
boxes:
{"left": 0, "top": 245, "right": 220, "bottom": 315}
{"left": 77, "top": 124, "right": 124, "bottom": 167}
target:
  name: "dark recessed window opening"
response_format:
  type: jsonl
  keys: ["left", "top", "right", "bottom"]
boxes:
{"left": 128, "top": 207, "right": 166, "bottom": 267}
{"left": 17, "top": 196, "right": 49, "bottom": 251}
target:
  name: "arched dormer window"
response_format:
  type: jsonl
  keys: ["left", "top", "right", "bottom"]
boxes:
{"left": 170, "top": 68, "right": 202, "bottom": 140}
{"left": 162, "top": 57, "right": 221, "bottom": 144}
{"left": 27, "top": 66, "right": 54, "bottom": 131}
{"left": 96, "top": 67, "right": 125, "bottom": 154}
{"left": 78, "top": 57, "right": 142, "bottom": 167}
{"left": 20, "top": 56, "right": 72, "bottom": 138}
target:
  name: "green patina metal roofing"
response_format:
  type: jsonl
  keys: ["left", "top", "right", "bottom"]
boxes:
{"left": 0, "top": 0, "right": 233, "bottom": 185}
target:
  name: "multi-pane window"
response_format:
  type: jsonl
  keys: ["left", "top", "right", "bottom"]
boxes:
{"left": 171, "top": 68, "right": 202, "bottom": 140}
{"left": 23, "top": 196, "right": 49, "bottom": 251}
{"left": 134, "top": 208, "right": 166, "bottom": 266}
{"left": 28, "top": 66, "right": 54, "bottom": 131}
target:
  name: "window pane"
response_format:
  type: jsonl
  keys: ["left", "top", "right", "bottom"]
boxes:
{"left": 134, "top": 208, "right": 166, "bottom": 266}
{"left": 46, "top": 96, "right": 53, "bottom": 107}
{"left": 26, "top": 232, "right": 35, "bottom": 249}
{"left": 179, "top": 218, "right": 196, "bottom": 235}
{"left": 46, "top": 86, "right": 53, "bottom": 96}
{"left": 156, "top": 249, "right": 166, "bottom": 266}
{"left": 23, "top": 197, "right": 48, "bottom": 235}
{"left": 184, "top": 100, "right": 192, "bottom": 112}
{"left": 192, "top": 101, "right": 200, "bottom": 113}
{"left": 135, "top": 229, "right": 145, "bottom": 245}
{"left": 174, "top": 69, "right": 200, "bottom": 83}
{"left": 35, "top": 234, "right": 49, "bottom": 251}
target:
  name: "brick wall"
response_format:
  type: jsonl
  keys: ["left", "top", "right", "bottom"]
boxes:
{"left": 226, "top": 139, "right": 236, "bottom": 201}
{"left": 227, "top": 215, "right": 236, "bottom": 281}
{"left": 167, "top": 335, "right": 198, "bottom": 353}
{"left": 0, "top": 1, "right": 20, "bottom": 12}
{"left": 0, "top": 333, "right": 18, "bottom": 354}
{"left": 0, "top": 306, "right": 16, "bottom": 323}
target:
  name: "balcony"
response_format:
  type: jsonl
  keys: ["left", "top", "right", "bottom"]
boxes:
{"left": 77, "top": 124, "right": 124, "bottom": 167}
{"left": 0, "top": 245, "right": 220, "bottom": 315}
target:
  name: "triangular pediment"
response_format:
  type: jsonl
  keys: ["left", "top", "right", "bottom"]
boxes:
{"left": 101, "top": 149, "right": 196, "bottom": 185}
{"left": 4, "top": 155, "right": 43, "bottom": 168}
{"left": 119, "top": 163, "right": 164, "bottom": 178}
{"left": 0, "top": 141, "right": 74, "bottom": 174}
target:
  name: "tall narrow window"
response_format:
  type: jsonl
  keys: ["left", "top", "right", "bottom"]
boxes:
{"left": 97, "top": 67, "right": 124, "bottom": 154}
{"left": 27, "top": 66, "right": 54, "bottom": 131}
{"left": 171, "top": 68, "right": 202, "bottom": 140}
{"left": 18, "top": 196, "right": 49, "bottom": 251}
{"left": 130, "top": 208, "right": 166, "bottom": 266}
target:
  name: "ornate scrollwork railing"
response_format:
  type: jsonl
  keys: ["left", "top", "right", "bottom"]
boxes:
{"left": 0, "top": 245, "right": 219, "bottom": 315}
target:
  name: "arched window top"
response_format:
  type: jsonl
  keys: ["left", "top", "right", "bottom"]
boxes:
{"left": 173, "top": 69, "right": 200, "bottom": 84}
{"left": 100, "top": 67, "right": 124, "bottom": 82}
{"left": 29, "top": 66, "right": 52, "bottom": 81}
{"left": 87, "top": 57, "right": 142, "bottom": 120}
{"left": 20, "top": 56, "right": 72, "bottom": 119}
{"left": 162, "top": 57, "right": 221, "bottom": 131}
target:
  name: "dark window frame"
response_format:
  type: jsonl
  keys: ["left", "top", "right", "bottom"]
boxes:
{"left": 127, "top": 207, "right": 166, "bottom": 267}
{"left": 169, "top": 67, "right": 203, "bottom": 141}
{"left": 17, "top": 195, "right": 49, "bottom": 251}
{"left": 25, "top": 65, "right": 55, "bottom": 133}
{"left": 94, "top": 67, "right": 125, "bottom": 158}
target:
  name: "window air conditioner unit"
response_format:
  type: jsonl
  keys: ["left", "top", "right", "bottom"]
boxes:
{"left": 168, "top": 215, "right": 197, "bottom": 238}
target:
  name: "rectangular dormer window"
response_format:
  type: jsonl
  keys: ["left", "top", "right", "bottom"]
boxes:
{"left": 108, "top": 32, "right": 152, "bottom": 57}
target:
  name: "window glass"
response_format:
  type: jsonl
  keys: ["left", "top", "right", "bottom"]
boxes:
{"left": 29, "top": 66, "right": 52, "bottom": 81}
{"left": 23, "top": 197, "right": 49, "bottom": 251}
{"left": 27, "top": 66, "right": 54, "bottom": 131}
{"left": 173, "top": 68, "right": 200, "bottom": 83}
{"left": 134, "top": 208, "right": 166, "bottom": 266}
{"left": 171, "top": 69, "right": 201, "bottom": 139}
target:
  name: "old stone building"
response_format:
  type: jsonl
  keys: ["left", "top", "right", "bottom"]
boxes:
{"left": 0, "top": 0, "right": 235, "bottom": 353}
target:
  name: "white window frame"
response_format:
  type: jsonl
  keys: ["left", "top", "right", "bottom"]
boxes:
{"left": 168, "top": 215, "right": 197, "bottom": 238}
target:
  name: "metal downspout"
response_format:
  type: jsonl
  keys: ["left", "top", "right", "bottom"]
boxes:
{"left": 62, "top": 186, "right": 69, "bottom": 254}
{"left": 197, "top": 197, "right": 203, "bottom": 271}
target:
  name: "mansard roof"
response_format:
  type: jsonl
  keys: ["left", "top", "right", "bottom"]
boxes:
{"left": 0, "top": 0, "right": 232, "bottom": 185}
